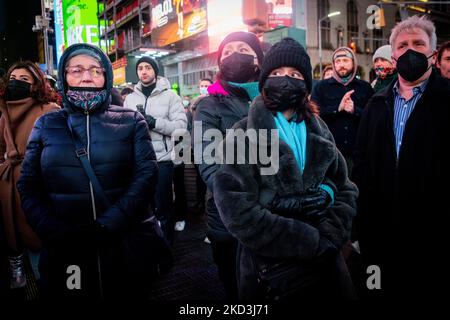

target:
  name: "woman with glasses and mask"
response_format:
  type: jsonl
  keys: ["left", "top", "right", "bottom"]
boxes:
{"left": 213, "top": 38, "right": 358, "bottom": 300}
{"left": 0, "top": 61, "right": 60, "bottom": 291}
{"left": 17, "top": 44, "right": 160, "bottom": 300}
{"left": 192, "top": 31, "right": 264, "bottom": 301}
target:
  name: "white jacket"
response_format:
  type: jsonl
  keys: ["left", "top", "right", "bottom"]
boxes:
{"left": 124, "top": 77, "right": 187, "bottom": 162}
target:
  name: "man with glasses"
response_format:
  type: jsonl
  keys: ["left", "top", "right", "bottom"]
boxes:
{"left": 124, "top": 57, "right": 187, "bottom": 244}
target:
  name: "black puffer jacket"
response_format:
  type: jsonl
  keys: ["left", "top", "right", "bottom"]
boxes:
{"left": 17, "top": 43, "right": 158, "bottom": 242}
{"left": 17, "top": 44, "right": 159, "bottom": 299}
{"left": 192, "top": 81, "right": 250, "bottom": 240}
{"left": 17, "top": 107, "right": 157, "bottom": 240}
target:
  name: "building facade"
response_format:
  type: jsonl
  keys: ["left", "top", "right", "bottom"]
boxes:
{"left": 96, "top": 0, "right": 450, "bottom": 92}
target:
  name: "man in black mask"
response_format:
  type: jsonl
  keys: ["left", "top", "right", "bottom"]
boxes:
{"left": 352, "top": 15, "right": 450, "bottom": 298}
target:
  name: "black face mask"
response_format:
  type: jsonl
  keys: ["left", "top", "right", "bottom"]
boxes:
{"left": 220, "top": 52, "right": 258, "bottom": 83}
{"left": 263, "top": 76, "right": 308, "bottom": 112}
{"left": 6, "top": 79, "right": 32, "bottom": 101}
{"left": 395, "top": 49, "right": 434, "bottom": 82}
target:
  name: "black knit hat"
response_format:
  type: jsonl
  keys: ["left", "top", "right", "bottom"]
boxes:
{"left": 259, "top": 38, "right": 312, "bottom": 93}
{"left": 217, "top": 31, "right": 264, "bottom": 66}
{"left": 136, "top": 56, "right": 159, "bottom": 77}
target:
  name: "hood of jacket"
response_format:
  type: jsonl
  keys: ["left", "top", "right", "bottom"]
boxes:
{"left": 332, "top": 47, "right": 358, "bottom": 86}
{"left": 57, "top": 43, "right": 113, "bottom": 113}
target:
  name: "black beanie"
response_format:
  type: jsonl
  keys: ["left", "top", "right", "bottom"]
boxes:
{"left": 136, "top": 56, "right": 159, "bottom": 77}
{"left": 217, "top": 31, "right": 264, "bottom": 66}
{"left": 259, "top": 38, "right": 312, "bottom": 93}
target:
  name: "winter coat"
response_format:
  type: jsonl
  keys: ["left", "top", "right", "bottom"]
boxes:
{"left": 0, "top": 97, "right": 59, "bottom": 252}
{"left": 352, "top": 70, "right": 450, "bottom": 296}
{"left": 17, "top": 43, "right": 159, "bottom": 299}
{"left": 192, "top": 81, "right": 251, "bottom": 241}
{"left": 124, "top": 77, "right": 187, "bottom": 162}
{"left": 213, "top": 96, "right": 358, "bottom": 300}
{"left": 311, "top": 74, "right": 374, "bottom": 158}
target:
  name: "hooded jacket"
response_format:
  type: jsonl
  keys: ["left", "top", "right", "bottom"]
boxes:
{"left": 17, "top": 43, "right": 158, "bottom": 241}
{"left": 124, "top": 77, "right": 187, "bottom": 162}
{"left": 311, "top": 47, "right": 374, "bottom": 158}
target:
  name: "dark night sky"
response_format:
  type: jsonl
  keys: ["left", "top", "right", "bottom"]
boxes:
{"left": 1, "top": 0, "right": 41, "bottom": 70}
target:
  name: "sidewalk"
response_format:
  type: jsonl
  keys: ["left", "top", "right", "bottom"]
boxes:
{"left": 148, "top": 212, "right": 225, "bottom": 301}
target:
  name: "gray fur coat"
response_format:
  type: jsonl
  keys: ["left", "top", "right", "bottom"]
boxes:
{"left": 213, "top": 96, "right": 358, "bottom": 300}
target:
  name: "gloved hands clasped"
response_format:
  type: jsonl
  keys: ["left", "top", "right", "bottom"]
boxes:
{"left": 268, "top": 187, "right": 332, "bottom": 224}
{"left": 136, "top": 104, "right": 156, "bottom": 129}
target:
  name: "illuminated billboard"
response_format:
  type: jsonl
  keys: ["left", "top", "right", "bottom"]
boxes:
{"left": 54, "top": 0, "right": 65, "bottom": 63}
{"left": 207, "top": 0, "right": 247, "bottom": 52}
{"left": 267, "top": 0, "right": 293, "bottom": 28}
{"left": 63, "top": 0, "right": 104, "bottom": 47}
{"left": 150, "top": 0, "right": 207, "bottom": 47}
{"left": 54, "top": 0, "right": 108, "bottom": 63}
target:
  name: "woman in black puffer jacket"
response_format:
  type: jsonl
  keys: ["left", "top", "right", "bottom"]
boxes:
{"left": 17, "top": 43, "right": 161, "bottom": 300}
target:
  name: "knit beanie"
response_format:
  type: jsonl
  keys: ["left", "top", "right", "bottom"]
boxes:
{"left": 217, "top": 31, "right": 264, "bottom": 66}
{"left": 259, "top": 37, "right": 312, "bottom": 93}
{"left": 136, "top": 56, "right": 159, "bottom": 77}
{"left": 66, "top": 48, "right": 103, "bottom": 66}
{"left": 373, "top": 44, "right": 392, "bottom": 63}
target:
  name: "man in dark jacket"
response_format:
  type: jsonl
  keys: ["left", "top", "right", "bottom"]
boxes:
{"left": 312, "top": 47, "right": 373, "bottom": 173}
{"left": 352, "top": 15, "right": 450, "bottom": 298}
{"left": 193, "top": 31, "right": 264, "bottom": 300}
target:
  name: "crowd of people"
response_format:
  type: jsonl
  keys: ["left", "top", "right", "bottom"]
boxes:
{"left": 0, "top": 14, "right": 449, "bottom": 301}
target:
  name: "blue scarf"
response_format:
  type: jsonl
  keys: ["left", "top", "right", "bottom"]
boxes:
{"left": 228, "top": 81, "right": 260, "bottom": 101}
{"left": 274, "top": 112, "right": 334, "bottom": 202}
{"left": 274, "top": 112, "right": 307, "bottom": 173}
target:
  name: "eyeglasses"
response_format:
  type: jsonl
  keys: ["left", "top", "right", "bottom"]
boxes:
{"left": 65, "top": 66, "right": 105, "bottom": 78}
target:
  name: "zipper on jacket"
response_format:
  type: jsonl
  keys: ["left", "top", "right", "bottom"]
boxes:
{"left": 163, "top": 137, "right": 168, "bottom": 152}
{"left": 86, "top": 113, "right": 104, "bottom": 299}
{"left": 144, "top": 96, "right": 149, "bottom": 115}
{"left": 86, "top": 114, "right": 97, "bottom": 220}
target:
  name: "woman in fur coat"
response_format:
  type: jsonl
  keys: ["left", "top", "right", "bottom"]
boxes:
{"left": 213, "top": 38, "right": 359, "bottom": 301}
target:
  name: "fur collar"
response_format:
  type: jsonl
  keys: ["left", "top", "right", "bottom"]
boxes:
{"left": 244, "top": 96, "right": 336, "bottom": 194}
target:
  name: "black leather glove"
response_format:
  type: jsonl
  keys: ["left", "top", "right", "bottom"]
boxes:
{"left": 268, "top": 194, "right": 303, "bottom": 217}
{"left": 268, "top": 189, "right": 332, "bottom": 220}
{"left": 145, "top": 115, "right": 156, "bottom": 129}
{"left": 136, "top": 104, "right": 157, "bottom": 129}
{"left": 300, "top": 188, "right": 332, "bottom": 212}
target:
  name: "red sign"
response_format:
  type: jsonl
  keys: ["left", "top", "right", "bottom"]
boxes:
{"left": 268, "top": 13, "right": 292, "bottom": 28}
{"left": 112, "top": 57, "right": 128, "bottom": 69}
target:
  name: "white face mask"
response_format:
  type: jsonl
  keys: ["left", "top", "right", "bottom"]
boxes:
{"left": 199, "top": 87, "right": 208, "bottom": 95}
{"left": 182, "top": 100, "right": 190, "bottom": 107}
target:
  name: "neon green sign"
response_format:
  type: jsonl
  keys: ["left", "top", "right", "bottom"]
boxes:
{"left": 62, "top": 0, "right": 107, "bottom": 50}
